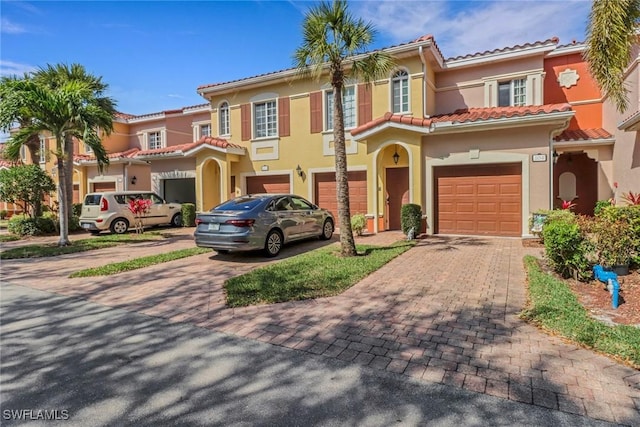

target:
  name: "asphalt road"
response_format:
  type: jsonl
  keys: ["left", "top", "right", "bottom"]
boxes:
{"left": 0, "top": 282, "right": 618, "bottom": 427}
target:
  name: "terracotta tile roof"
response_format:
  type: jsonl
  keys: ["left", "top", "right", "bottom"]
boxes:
{"left": 197, "top": 34, "right": 444, "bottom": 91}
{"left": 446, "top": 37, "right": 559, "bottom": 61}
{"left": 74, "top": 148, "right": 140, "bottom": 162}
{"left": 136, "top": 136, "right": 243, "bottom": 157}
{"left": 554, "top": 128, "right": 613, "bottom": 142}
{"left": 0, "top": 159, "right": 19, "bottom": 168}
{"left": 430, "top": 104, "right": 572, "bottom": 124}
{"left": 115, "top": 112, "right": 136, "bottom": 119}
{"left": 351, "top": 104, "right": 572, "bottom": 136}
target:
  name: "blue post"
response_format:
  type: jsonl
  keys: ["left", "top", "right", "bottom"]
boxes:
{"left": 593, "top": 265, "right": 620, "bottom": 309}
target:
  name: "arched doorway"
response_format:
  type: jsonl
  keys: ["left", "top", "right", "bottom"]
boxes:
{"left": 201, "top": 158, "right": 222, "bottom": 211}
{"left": 554, "top": 152, "right": 597, "bottom": 216}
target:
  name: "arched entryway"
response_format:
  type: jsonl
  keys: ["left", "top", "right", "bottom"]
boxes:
{"left": 554, "top": 152, "right": 598, "bottom": 216}
{"left": 383, "top": 144, "right": 410, "bottom": 230}
{"left": 201, "top": 158, "right": 222, "bottom": 211}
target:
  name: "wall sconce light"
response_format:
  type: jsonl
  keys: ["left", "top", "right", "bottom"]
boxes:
{"left": 130, "top": 175, "right": 137, "bottom": 185}
{"left": 392, "top": 147, "right": 400, "bottom": 165}
{"left": 296, "top": 165, "right": 303, "bottom": 177}
{"left": 553, "top": 150, "right": 559, "bottom": 164}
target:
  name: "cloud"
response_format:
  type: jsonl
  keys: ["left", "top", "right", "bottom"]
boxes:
{"left": 167, "top": 94, "right": 185, "bottom": 99}
{"left": 1, "top": 17, "right": 27, "bottom": 34}
{"left": 354, "top": 0, "right": 591, "bottom": 58}
{"left": 0, "top": 60, "right": 37, "bottom": 77}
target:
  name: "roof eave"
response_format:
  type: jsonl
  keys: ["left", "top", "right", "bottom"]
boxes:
{"left": 182, "top": 144, "right": 246, "bottom": 157}
{"left": 351, "top": 122, "right": 431, "bottom": 141}
{"left": 432, "top": 110, "right": 575, "bottom": 134}
{"left": 553, "top": 138, "right": 615, "bottom": 148}
{"left": 444, "top": 42, "right": 557, "bottom": 70}
{"left": 618, "top": 112, "right": 640, "bottom": 131}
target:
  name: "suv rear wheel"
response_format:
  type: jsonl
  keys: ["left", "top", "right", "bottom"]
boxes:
{"left": 171, "top": 213, "right": 182, "bottom": 227}
{"left": 110, "top": 218, "right": 129, "bottom": 234}
{"left": 264, "top": 229, "right": 283, "bottom": 257}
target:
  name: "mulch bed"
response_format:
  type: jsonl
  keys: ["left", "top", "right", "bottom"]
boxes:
{"left": 523, "top": 238, "right": 640, "bottom": 327}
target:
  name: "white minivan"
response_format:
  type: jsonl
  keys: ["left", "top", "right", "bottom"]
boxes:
{"left": 79, "top": 191, "right": 182, "bottom": 234}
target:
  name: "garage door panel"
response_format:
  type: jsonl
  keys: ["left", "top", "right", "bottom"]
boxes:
{"left": 246, "top": 175, "right": 290, "bottom": 194}
{"left": 435, "top": 163, "right": 521, "bottom": 237}
{"left": 93, "top": 182, "right": 116, "bottom": 192}
{"left": 315, "top": 171, "right": 367, "bottom": 226}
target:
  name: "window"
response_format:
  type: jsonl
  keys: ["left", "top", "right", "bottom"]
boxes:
{"left": 498, "top": 78, "right": 527, "bottom": 107}
{"left": 325, "top": 86, "right": 356, "bottom": 130}
{"left": 391, "top": 70, "right": 409, "bottom": 113}
{"left": 219, "top": 102, "right": 230, "bottom": 136}
{"left": 148, "top": 131, "right": 162, "bottom": 150}
{"left": 39, "top": 137, "right": 46, "bottom": 163}
{"left": 20, "top": 145, "right": 26, "bottom": 161}
{"left": 200, "top": 123, "right": 211, "bottom": 138}
{"left": 84, "top": 143, "right": 93, "bottom": 154}
{"left": 291, "top": 196, "right": 313, "bottom": 210}
{"left": 253, "top": 100, "right": 277, "bottom": 138}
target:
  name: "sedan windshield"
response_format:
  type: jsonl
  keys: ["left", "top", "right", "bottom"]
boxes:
{"left": 213, "top": 197, "right": 264, "bottom": 211}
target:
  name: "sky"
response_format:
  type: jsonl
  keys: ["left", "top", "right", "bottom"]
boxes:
{"left": 1, "top": 0, "right": 593, "bottom": 118}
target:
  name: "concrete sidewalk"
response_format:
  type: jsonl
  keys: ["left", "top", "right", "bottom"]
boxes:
{"left": 1, "top": 230, "right": 638, "bottom": 424}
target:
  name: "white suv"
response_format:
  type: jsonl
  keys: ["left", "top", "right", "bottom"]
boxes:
{"left": 79, "top": 191, "right": 182, "bottom": 234}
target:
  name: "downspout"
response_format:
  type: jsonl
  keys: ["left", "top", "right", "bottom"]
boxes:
{"left": 549, "top": 135, "right": 554, "bottom": 209}
{"left": 419, "top": 46, "right": 428, "bottom": 118}
{"left": 124, "top": 162, "right": 131, "bottom": 191}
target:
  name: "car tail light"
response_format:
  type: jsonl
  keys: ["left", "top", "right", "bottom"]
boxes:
{"left": 225, "top": 219, "right": 255, "bottom": 227}
{"left": 195, "top": 218, "right": 203, "bottom": 225}
{"left": 100, "top": 197, "right": 108, "bottom": 211}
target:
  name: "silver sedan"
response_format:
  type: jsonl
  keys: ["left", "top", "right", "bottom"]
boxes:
{"left": 194, "top": 194, "right": 335, "bottom": 257}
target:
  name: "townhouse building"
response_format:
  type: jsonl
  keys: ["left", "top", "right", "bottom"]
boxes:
{"left": 4, "top": 34, "right": 638, "bottom": 236}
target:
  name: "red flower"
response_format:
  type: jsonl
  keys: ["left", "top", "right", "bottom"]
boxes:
{"left": 561, "top": 200, "right": 576, "bottom": 210}
{"left": 621, "top": 191, "right": 640, "bottom": 205}
{"left": 128, "top": 198, "right": 152, "bottom": 215}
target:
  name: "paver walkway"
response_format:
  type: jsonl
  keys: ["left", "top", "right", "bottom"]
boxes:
{"left": 2, "top": 231, "right": 639, "bottom": 425}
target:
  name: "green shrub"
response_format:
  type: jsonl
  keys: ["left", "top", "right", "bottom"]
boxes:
{"left": 542, "top": 212, "right": 592, "bottom": 280}
{"left": 181, "top": 203, "right": 196, "bottom": 227}
{"left": 7, "top": 214, "right": 56, "bottom": 236}
{"left": 594, "top": 200, "right": 613, "bottom": 216}
{"left": 351, "top": 213, "right": 367, "bottom": 236}
{"left": 0, "top": 210, "right": 7, "bottom": 220}
{"left": 401, "top": 203, "right": 422, "bottom": 235}
{"left": 72, "top": 203, "right": 83, "bottom": 217}
{"left": 593, "top": 205, "right": 640, "bottom": 265}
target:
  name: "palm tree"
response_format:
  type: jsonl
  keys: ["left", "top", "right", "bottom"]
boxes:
{"left": 1, "top": 67, "right": 114, "bottom": 246}
{"left": 585, "top": 0, "right": 640, "bottom": 113}
{"left": 294, "top": 0, "right": 394, "bottom": 257}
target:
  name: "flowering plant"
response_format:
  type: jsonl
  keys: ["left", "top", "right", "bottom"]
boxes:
{"left": 621, "top": 191, "right": 640, "bottom": 205}
{"left": 128, "top": 198, "right": 152, "bottom": 233}
{"left": 561, "top": 200, "right": 576, "bottom": 210}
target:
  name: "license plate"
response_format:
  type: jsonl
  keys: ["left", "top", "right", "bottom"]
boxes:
{"left": 208, "top": 223, "right": 220, "bottom": 231}
{"left": 82, "top": 223, "right": 91, "bottom": 229}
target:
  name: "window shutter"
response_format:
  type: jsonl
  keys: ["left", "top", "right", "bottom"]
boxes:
{"left": 310, "top": 91, "right": 322, "bottom": 134}
{"left": 241, "top": 104, "right": 251, "bottom": 141}
{"left": 358, "top": 83, "right": 372, "bottom": 126}
{"left": 278, "top": 97, "right": 290, "bottom": 137}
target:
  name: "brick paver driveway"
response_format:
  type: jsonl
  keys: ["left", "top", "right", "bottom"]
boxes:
{"left": 2, "top": 231, "right": 639, "bottom": 424}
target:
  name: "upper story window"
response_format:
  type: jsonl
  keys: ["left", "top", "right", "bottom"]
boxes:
{"left": 148, "top": 131, "right": 162, "bottom": 150}
{"left": 253, "top": 100, "right": 277, "bottom": 138}
{"left": 391, "top": 70, "right": 409, "bottom": 113}
{"left": 39, "top": 137, "right": 46, "bottom": 163}
{"left": 219, "top": 102, "right": 230, "bottom": 136}
{"left": 84, "top": 143, "right": 93, "bottom": 154}
{"left": 498, "top": 78, "right": 527, "bottom": 107}
{"left": 200, "top": 123, "right": 211, "bottom": 138}
{"left": 325, "top": 86, "right": 356, "bottom": 131}
{"left": 20, "top": 145, "right": 26, "bottom": 161}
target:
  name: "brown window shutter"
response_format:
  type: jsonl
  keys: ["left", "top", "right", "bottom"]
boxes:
{"left": 310, "top": 91, "right": 322, "bottom": 134}
{"left": 278, "top": 97, "right": 290, "bottom": 137}
{"left": 358, "top": 83, "right": 372, "bottom": 126}
{"left": 241, "top": 104, "right": 251, "bottom": 141}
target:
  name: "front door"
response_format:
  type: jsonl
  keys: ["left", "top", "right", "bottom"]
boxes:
{"left": 386, "top": 167, "right": 409, "bottom": 230}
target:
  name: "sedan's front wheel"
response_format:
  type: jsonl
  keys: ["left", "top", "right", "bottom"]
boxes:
{"left": 320, "top": 219, "right": 334, "bottom": 240}
{"left": 264, "top": 229, "right": 283, "bottom": 257}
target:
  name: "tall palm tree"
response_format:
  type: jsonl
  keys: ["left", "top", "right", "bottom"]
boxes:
{"left": 33, "top": 64, "right": 115, "bottom": 220}
{"left": 294, "top": 0, "right": 394, "bottom": 256}
{"left": 585, "top": 0, "right": 640, "bottom": 113}
{"left": 2, "top": 72, "right": 114, "bottom": 246}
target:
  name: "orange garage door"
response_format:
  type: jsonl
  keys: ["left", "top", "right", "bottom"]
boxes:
{"left": 314, "top": 171, "right": 367, "bottom": 225}
{"left": 435, "top": 164, "right": 521, "bottom": 237}
{"left": 92, "top": 182, "right": 116, "bottom": 192}
{"left": 246, "top": 175, "right": 290, "bottom": 194}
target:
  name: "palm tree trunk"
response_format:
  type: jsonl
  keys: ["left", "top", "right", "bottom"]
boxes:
{"left": 56, "top": 136, "right": 72, "bottom": 246}
{"left": 332, "top": 78, "right": 357, "bottom": 257}
{"left": 64, "top": 137, "right": 74, "bottom": 223}
{"left": 26, "top": 136, "right": 43, "bottom": 217}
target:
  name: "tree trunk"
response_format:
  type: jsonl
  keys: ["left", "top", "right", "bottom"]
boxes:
{"left": 64, "top": 137, "right": 74, "bottom": 223}
{"left": 57, "top": 136, "right": 71, "bottom": 246}
{"left": 332, "top": 75, "right": 357, "bottom": 257}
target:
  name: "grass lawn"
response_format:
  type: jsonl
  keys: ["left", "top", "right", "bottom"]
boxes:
{"left": 69, "top": 247, "right": 210, "bottom": 277}
{"left": 521, "top": 256, "right": 640, "bottom": 368}
{"left": 0, "top": 233, "right": 165, "bottom": 259}
{"left": 0, "top": 234, "right": 20, "bottom": 243}
{"left": 225, "top": 241, "right": 415, "bottom": 307}
{"left": 0, "top": 219, "right": 8, "bottom": 229}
